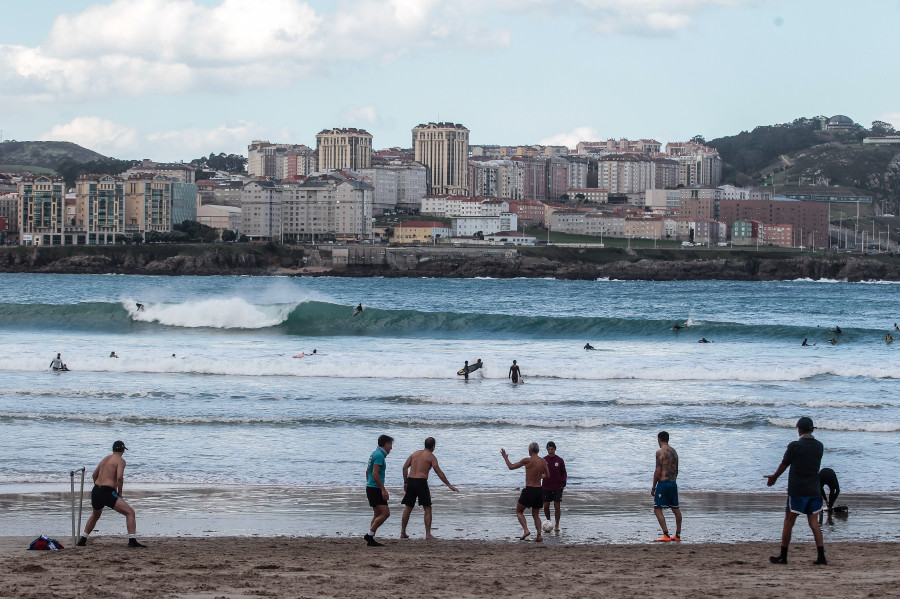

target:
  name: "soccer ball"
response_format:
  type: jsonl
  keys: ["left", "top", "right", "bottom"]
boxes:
{"left": 542, "top": 520, "right": 554, "bottom": 533}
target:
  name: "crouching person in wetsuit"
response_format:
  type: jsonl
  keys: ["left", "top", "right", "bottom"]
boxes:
{"left": 77, "top": 440, "right": 146, "bottom": 548}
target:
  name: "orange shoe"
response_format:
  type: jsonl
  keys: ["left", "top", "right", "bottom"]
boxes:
{"left": 671, "top": 535, "right": 682, "bottom": 542}
{"left": 653, "top": 534, "right": 672, "bottom": 542}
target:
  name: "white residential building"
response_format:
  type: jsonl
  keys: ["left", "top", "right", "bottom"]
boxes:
{"left": 451, "top": 212, "right": 518, "bottom": 237}
{"left": 280, "top": 176, "right": 373, "bottom": 242}
{"left": 241, "top": 180, "right": 282, "bottom": 240}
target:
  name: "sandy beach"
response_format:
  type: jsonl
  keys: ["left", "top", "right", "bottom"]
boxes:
{"left": 1, "top": 536, "right": 898, "bottom": 598}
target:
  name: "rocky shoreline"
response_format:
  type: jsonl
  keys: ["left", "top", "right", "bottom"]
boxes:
{"left": 1, "top": 244, "right": 899, "bottom": 281}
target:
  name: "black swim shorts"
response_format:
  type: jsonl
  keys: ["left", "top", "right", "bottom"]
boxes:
{"left": 401, "top": 477, "right": 432, "bottom": 507}
{"left": 91, "top": 485, "right": 119, "bottom": 510}
{"left": 366, "top": 486, "right": 388, "bottom": 507}
{"left": 518, "top": 486, "right": 543, "bottom": 510}
{"left": 542, "top": 489, "right": 563, "bottom": 503}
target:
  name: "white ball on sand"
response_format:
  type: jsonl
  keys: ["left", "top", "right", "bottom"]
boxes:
{"left": 542, "top": 520, "right": 554, "bottom": 533}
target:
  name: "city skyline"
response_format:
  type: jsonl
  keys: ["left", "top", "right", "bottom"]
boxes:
{"left": 1, "top": 0, "right": 898, "bottom": 161}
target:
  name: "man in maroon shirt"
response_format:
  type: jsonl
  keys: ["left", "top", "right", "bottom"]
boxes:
{"left": 542, "top": 441, "right": 567, "bottom": 531}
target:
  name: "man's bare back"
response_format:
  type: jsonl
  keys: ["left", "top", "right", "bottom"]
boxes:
{"left": 94, "top": 453, "right": 126, "bottom": 491}
{"left": 655, "top": 446, "right": 678, "bottom": 482}
{"left": 523, "top": 455, "right": 550, "bottom": 486}
{"left": 405, "top": 449, "right": 437, "bottom": 479}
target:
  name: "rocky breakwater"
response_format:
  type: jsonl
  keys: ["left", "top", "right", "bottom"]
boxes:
{"left": 342, "top": 251, "right": 900, "bottom": 282}
{"left": 0, "top": 245, "right": 307, "bottom": 276}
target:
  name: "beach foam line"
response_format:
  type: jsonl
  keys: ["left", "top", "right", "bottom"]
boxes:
{"left": 767, "top": 417, "right": 900, "bottom": 432}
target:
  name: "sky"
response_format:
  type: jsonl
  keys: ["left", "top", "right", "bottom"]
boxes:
{"left": 1, "top": 0, "right": 898, "bottom": 162}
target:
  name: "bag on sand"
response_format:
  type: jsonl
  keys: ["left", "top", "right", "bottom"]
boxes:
{"left": 28, "top": 535, "right": 64, "bottom": 551}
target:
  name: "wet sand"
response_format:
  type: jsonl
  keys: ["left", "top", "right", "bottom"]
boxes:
{"left": 2, "top": 485, "right": 898, "bottom": 544}
{"left": 1, "top": 536, "right": 898, "bottom": 598}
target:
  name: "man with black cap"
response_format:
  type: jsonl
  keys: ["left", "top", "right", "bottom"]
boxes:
{"left": 764, "top": 417, "right": 825, "bottom": 565}
{"left": 76, "top": 441, "right": 146, "bottom": 548}
{"left": 542, "top": 441, "right": 567, "bottom": 531}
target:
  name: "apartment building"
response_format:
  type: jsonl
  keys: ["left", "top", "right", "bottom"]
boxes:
{"left": 551, "top": 211, "right": 586, "bottom": 234}
{"left": 125, "top": 174, "right": 174, "bottom": 235}
{"left": 358, "top": 166, "right": 398, "bottom": 216}
{"left": 123, "top": 159, "right": 196, "bottom": 184}
{"left": 719, "top": 197, "right": 828, "bottom": 248}
{"left": 241, "top": 180, "right": 282, "bottom": 240}
{"left": 197, "top": 204, "right": 242, "bottom": 233}
{"left": 280, "top": 176, "right": 373, "bottom": 243}
{"left": 451, "top": 212, "right": 517, "bottom": 237}
{"left": 283, "top": 147, "right": 317, "bottom": 178}
{"left": 0, "top": 192, "right": 18, "bottom": 243}
{"left": 566, "top": 188, "right": 609, "bottom": 203}
{"left": 412, "top": 122, "right": 469, "bottom": 195}
{"left": 75, "top": 174, "right": 125, "bottom": 245}
{"left": 624, "top": 217, "right": 664, "bottom": 239}
{"left": 18, "top": 175, "right": 67, "bottom": 246}
{"left": 316, "top": 128, "right": 373, "bottom": 171}
{"left": 679, "top": 187, "right": 723, "bottom": 221}
{"left": 598, "top": 155, "right": 678, "bottom": 194}
{"left": 248, "top": 141, "right": 315, "bottom": 178}
{"left": 390, "top": 221, "right": 452, "bottom": 243}
{"left": 585, "top": 213, "right": 626, "bottom": 237}
{"left": 506, "top": 199, "right": 545, "bottom": 226}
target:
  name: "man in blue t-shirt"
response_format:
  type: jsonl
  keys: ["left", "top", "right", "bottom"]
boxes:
{"left": 364, "top": 434, "right": 393, "bottom": 547}
{"left": 764, "top": 417, "right": 826, "bottom": 565}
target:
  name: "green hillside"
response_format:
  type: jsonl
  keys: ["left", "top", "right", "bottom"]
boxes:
{"left": 709, "top": 117, "right": 900, "bottom": 214}
{"left": 0, "top": 141, "right": 109, "bottom": 171}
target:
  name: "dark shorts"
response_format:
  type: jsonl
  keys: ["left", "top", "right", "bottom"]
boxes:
{"left": 653, "top": 481, "right": 679, "bottom": 509}
{"left": 787, "top": 495, "right": 823, "bottom": 515}
{"left": 401, "top": 477, "right": 432, "bottom": 507}
{"left": 518, "top": 486, "right": 543, "bottom": 510}
{"left": 90, "top": 485, "right": 119, "bottom": 511}
{"left": 366, "top": 486, "right": 388, "bottom": 508}
{"left": 542, "top": 489, "right": 563, "bottom": 503}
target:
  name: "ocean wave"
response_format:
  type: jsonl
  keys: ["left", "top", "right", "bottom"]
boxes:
{"left": 0, "top": 298, "right": 896, "bottom": 340}
{"left": 767, "top": 417, "right": 900, "bottom": 432}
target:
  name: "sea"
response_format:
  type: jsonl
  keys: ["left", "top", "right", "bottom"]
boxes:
{"left": 0, "top": 273, "right": 898, "bottom": 543}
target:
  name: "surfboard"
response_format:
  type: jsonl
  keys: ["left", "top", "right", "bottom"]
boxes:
{"left": 457, "top": 361, "right": 483, "bottom": 375}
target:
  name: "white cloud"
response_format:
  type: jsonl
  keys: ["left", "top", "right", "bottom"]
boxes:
{"left": 342, "top": 107, "right": 379, "bottom": 126}
{"left": 40, "top": 117, "right": 138, "bottom": 155}
{"left": 40, "top": 117, "right": 289, "bottom": 160}
{"left": 0, "top": 0, "right": 754, "bottom": 102}
{"left": 538, "top": 126, "right": 601, "bottom": 148}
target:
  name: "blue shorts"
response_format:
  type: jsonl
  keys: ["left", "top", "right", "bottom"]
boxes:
{"left": 786, "top": 495, "right": 823, "bottom": 515}
{"left": 654, "top": 481, "right": 679, "bottom": 509}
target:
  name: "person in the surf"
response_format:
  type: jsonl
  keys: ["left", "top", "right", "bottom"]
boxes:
{"left": 830, "top": 325, "right": 842, "bottom": 334}
{"left": 508, "top": 360, "right": 521, "bottom": 384}
{"left": 672, "top": 323, "right": 682, "bottom": 331}
{"left": 885, "top": 333, "right": 894, "bottom": 343}
{"left": 353, "top": 303, "right": 363, "bottom": 317}
{"left": 584, "top": 343, "right": 596, "bottom": 350}
{"left": 136, "top": 303, "right": 144, "bottom": 312}
{"left": 801, "top": 338, "right": 815, "bottom": 347}
{"left": 110, "top": 351, "right": 119, "bottom": 358}
{"left": 894, "top": 323, "right": 899, "bottom": 332}
{"left": 50, "top": 353, "right": 67, "bottom": 371}
{"left": 698, "top": 338, "right": 710, "bottom": 343}
{"left": 828, "top": 338, "right": 837, "bottom": 345}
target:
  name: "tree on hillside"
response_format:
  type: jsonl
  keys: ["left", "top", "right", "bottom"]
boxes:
{"left": 56, "top": 158, "right": 139, "bottom": 187}
{"left": 870, "top": 121, "right": 897, "bottom": 136}
{"left": 174, "top": 219, "right": 219, "bottom": 242}
{"left": 190, "top": 152, "right": 247, "bottom": 174}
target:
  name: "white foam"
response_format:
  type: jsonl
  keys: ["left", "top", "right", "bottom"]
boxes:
{"left": 768, "top": 417, "right": 900, "bottom": 432}
{"left": 124, "top": 298, "right": 297, "bottom": 329}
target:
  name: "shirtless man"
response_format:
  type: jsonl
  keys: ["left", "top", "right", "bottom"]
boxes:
{"left": 400, "top": 437, "right": 459, "bottom": 539}
{"left": 652, "top": 431, "right": 682, "bottom": 542}
{"left": 76, "top": 441, "right": 145, "bottom": 548}
{"left": 508, "top": 360, "right": 521, "bottom": 384}
{"left": 501, "top": 443, "right": 550, "bottom": 542}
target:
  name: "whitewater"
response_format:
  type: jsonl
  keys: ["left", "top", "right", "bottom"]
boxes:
{"left": 0, "top": 273, "right": 898, "bottom": 497}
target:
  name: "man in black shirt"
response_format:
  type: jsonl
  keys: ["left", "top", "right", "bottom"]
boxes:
{"left": 764, "top": 416, "right": 826, "bottom": 565}
{"left": 819, "top": 468, "right": 840, "bottom": 524}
